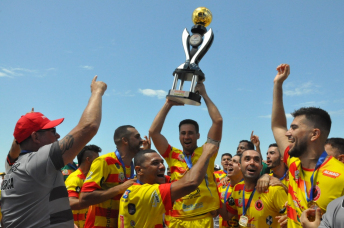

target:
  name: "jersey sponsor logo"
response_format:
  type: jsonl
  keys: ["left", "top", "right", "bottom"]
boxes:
{"left": 123, "top": 190, "right": 131, "bottom": 199}
{"left": 255, "top": 199, "right": 264, "bottom": 211}
{"left": 119, "top": 215, "right": 124, "bottom": 228}
{"left": 119, "top": 173, "right": 125, "bottom": 182}
{"left": 130, "top": 220, "right": 135, "bottom": 227}
{"left": 221, "top": 192, "right": 225, "bottom": 199}
{"left": 294, "top": 170, "right": 300, "bottom": 181}
{"left": 266, "top": 216, "right": 273, "bottom": 226}
{"left": 238, "top": 198, "right": 243, "bottom": 207}
{"left": 152, "top": 190, "right": 160, "bottom": 207}
{"left": 75, "top": 186, "right": 81, "bottom": 193}
{"left": 85, "top": 171, "right": 93, "bottom": 180}
{"left": 1, "top": 177, "right": 14, "bottom": 190}
{"left": 181, "top": 187, "right": 201, "bottom": 200}
{"left": 128, "top": 203, "right": 136, "bottom": 215}
{"left": 10, "top": 163, "right": 20, "bottom": 172}
{"left": 322, "top": 169, "right": 341, "bottom": 178}
{"left": 178, "top": 154, "right": 185, "bottom": 162}
{"left": 115, "top": 163, "right": 120, "bottom": 169}
{"left": 182, "top": 202, "right": 203, "bottom": 212}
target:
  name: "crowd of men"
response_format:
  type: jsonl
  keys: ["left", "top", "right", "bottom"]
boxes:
{"left": 1, "top": 64, "right": 344, "bottom": 228}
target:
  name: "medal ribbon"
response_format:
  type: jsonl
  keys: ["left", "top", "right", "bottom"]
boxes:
{"left": 20, "top": 150, "right": 32, "bottom": 155}
{"left": 136, "top": 179, "right": 143, "bottom": 184}
{"left": 224, "top": 182, "right": 232, "bottom": 203}
{"left": 115, "top": 150, "right": 135, "bottom": 180}
{"left": 279, "top": 169, "right": 289, "bottom": 181}
{"left": 303, "top": 151, "right": 327, "bottom": 202}
{"left": 183, "top": 152, "right": 212, "bottom": 196}
{"left": 242, "top": 186, "right": 256, "bottom": 216}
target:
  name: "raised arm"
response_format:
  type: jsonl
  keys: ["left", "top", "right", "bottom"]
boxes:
{"left": 170, "top": 143, "right": 218, "bottom": 201}
{"left": 149, "top": 99, "right": 183, "bottom": 155}
{"left": 60, "top": 76, "right": 107, "bottom": 165}
{"left": 271, "top": 64, "right": 290, "bottom": 155}
{"left": 196, "top": 82, "right": 223, "bottom": 141}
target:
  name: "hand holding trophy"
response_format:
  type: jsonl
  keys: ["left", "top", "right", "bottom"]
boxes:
{"left": 166, "top": 7, "right": 214, "bottom": 106}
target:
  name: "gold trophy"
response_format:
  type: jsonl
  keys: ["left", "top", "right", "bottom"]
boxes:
{"left": 166, "top": 7, "right": 214, "bottom": 106}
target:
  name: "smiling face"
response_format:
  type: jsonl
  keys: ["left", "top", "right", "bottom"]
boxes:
{"left": 221, "top": 155, "right": 232, "bottom": 171}
{"left": 240, "top": 150, "right": 262, "bottom": 182}
{"left": 285, "top": 115, "right": 313, "bottom": 157}
{"left": 227, "top": 155, "right": 241, "bottom": 179}
{"left": 179, "top": 124, "right": 200, "bottom": 154}
{"left": 139, "top": 152, "right": 166, "bottom": 185}
{"left": 266, "top": 146, "right": 281, "bottom": 168}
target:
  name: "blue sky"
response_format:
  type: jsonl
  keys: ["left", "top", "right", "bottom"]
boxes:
{"left": 1, "top": 1, "right": 344, "bottom": 172}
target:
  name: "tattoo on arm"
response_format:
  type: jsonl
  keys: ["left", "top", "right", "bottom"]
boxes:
{"left": 59, "top": 135, "right": 74, "bottom": 155}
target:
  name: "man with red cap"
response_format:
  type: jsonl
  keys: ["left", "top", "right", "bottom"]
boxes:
{"left": 1, "top": 76, "right": 107, "bottom": 228}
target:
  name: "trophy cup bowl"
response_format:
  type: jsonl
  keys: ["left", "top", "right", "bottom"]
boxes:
{"left": 166, "top": 7, "right": 214, "bottom": 106}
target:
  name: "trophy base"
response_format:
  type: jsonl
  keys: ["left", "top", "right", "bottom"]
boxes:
{"left": 167, "top": 90, "right": 201, "bottom": 106}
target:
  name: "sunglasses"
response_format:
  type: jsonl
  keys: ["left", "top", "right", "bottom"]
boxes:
{"left": 37, "top": 128, "right": 57, "bottom": 135}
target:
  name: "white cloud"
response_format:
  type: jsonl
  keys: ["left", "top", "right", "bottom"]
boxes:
{"left": 80, "top": 65, "right": 94, "bottom": 70}
{"left": 297, "top": 100, "right": 328, "bottom": 107}
{"left": 259, "top": 113, "right": 292, "bottom": 119}
{"left": 0, "top": 72, "right": 11, "bottom": 77}
{"left": 138, "top": 89, "right": 167, "bottom": 99}
{"left": 329, "top": 109, "right": 344, "bottom": 116}
{"left": 112, "top": 89, "right": 135, "bottom": 97}
{"left": 284, "top": 81, "right": 319, "bottom": 96}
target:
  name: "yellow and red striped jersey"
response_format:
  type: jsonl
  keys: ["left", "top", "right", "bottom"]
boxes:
{"left": 226, "top": 181, "right": 287, "bottom": 228}
{"left": 162, "top": 144, "right": 220, "bottom": 218}
{"left": 269, "top": 171, "right": 289, "bottom": 188}
{"left": 65, "top": 168, "right": 88, "bottom": 228}
{"left": 81, "top": 152, "right": 132, "bottom": 228}
{"left": 284, "top": 146, "right": 344, "bottom": 228}
{"left": 118, "top": 182, "right": 172, "bottom": 228}
{"left": 214, "top": 170, "right": 227, "bottom": 184}
{"left": 218, "top": 182, "right": 239, "bottom": 228}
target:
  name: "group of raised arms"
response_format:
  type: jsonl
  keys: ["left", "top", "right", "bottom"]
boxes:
{"left": 1, "top": 64, "right": 344, "bottom": 228}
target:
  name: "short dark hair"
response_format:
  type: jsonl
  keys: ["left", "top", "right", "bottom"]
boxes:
{"left": 134, "top": 149, "right": 157, "bottom": 166}
{"left": 269, "top": 143, "right": 278, "bottom": 148}
{"left": 291, "top": 107, "right": 331, "bottom": 138}
{"left": 221, "top": 153, "right": 232, "bottom": 159}
{"left": 239, "top": 140, "right": 254, "bottom": 150}
{"left": 114, "top": 125, "right": 135, "bottom": 146}
{"left": 77, "top": 144, "right": 102, "bottom": 166}
{"left": 240, "top": 150, "right": 262, "bottom": 165}
{"left": 325, "top": 138, "right": 344, "bottom": 155}
{"left": 179, "top": 119, "right": 199, "bottom": 133}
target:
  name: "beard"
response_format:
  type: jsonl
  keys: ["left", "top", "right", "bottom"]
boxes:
{"left": 269, "top": 158, "right": 281, "bottom": 169}
{"left": 128, "top": 141, "right": 141, "bottom": 154}
{"left": 288, "top": 137, "right": 308, "bottom": 158}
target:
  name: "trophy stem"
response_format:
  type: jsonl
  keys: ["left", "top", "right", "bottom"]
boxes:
{"left": 172, "top": 74, "right": 179, "bottom": 90}
{"left": 179, "top": 79, "right": 185, "bottom": 90}
{"left": 190, "top": 75, "right": 199, "bottom": 92}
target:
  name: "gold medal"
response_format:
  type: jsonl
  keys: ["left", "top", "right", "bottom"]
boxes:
{"left": 307, "top": 201, "right": 319, "bottom": 222}
{"left": 307, "top": 201, "right": 318, "bottom": 209}
{"left": 239, "top": 215, "right": 248, "bottom": 227}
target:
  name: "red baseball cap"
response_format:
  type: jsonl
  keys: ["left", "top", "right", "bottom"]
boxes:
{"left": 13, "top": 112, "right": 64, "bottom": 143}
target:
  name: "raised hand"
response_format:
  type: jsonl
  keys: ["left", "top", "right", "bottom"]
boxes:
{"left": 195, "top": 82, "right": 207, "bottom": 96}
{"left": 274, "top": 64, "right": 290, "bottom": 84}
{"left": 91, "top": 75, "right": 107, "bottom": 95}
{"left": 141, "top": 135, "right": 151, "bottom": 150}
{"left": 250, "top": 131, "right": 260, "bottom": 148}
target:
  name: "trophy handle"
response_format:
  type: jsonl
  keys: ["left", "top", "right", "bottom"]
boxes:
{"left": 182, "top": 28, "right": 191, "bottom": 68}
{"left": 189, "top": 28, "right": 214, "bottom": 70}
